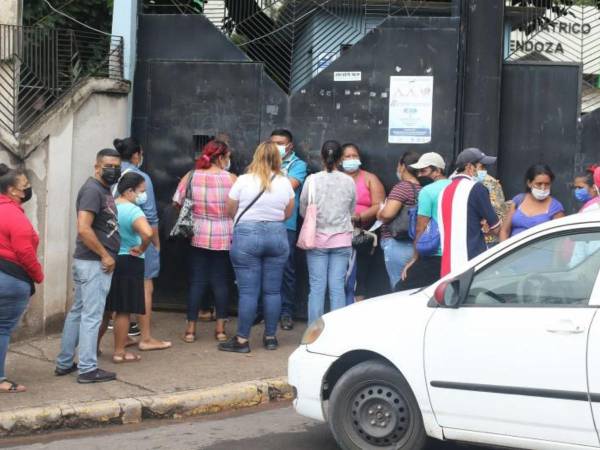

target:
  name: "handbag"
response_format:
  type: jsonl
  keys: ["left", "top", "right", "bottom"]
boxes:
{"left": 169, "top": 171, "right": 195, "bottom": 239}
{"left": 388, "top": 182, "right": 418, "bottom": 241}
{"left": 415, "top": 219, "right": 440, "bottom": 256}
{"left": 297, "top": 175, "right": 317, "bottom": 250}
{"left": 352, "top": 228, "right": 378, "bottom": 255}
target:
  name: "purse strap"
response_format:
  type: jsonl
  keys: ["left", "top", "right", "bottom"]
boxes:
{"left": 184, "top": 170, "right": 194, "bottom": 200}
{"left": 234, "top": 174, "right": 276, "bottom": 226}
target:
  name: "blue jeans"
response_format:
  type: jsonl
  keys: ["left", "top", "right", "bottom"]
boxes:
{"left": 187, "top": 246, "right": 230, "bottom": 321}
{"left": 56, "top": 259, "right": 112, "bottom": 374}
{"left": 230, "top": 222, "right": 289, "bottom": 339}
{"left": 307, "top": 247, "right": 352, "bottom": 325}
{"left": 381, "top": 238, "right": 414, "bottom": 290}
{"left": 0, "top": 271, "right": 30, "bottom": 382}
{"left": 280, "top": 230, "right": 297, "bottom": 319}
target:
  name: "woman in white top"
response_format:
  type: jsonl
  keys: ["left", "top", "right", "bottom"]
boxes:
{"left": 220, "top": 141, "right": 295, "bottom": 354}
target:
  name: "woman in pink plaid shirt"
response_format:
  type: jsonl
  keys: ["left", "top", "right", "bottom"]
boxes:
{"left": 173, "top": 140, "right": 236, "bottom": 343}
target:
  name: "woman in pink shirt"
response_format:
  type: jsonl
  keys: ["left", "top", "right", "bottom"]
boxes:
{"left": 173, "top": 141, "right": 236, "bottom": 343}
{"left": 340, "top": 143, "right": 385, "bottom": 302}
{"left": 300, "top": 141, "right": 356, "bottom": 325}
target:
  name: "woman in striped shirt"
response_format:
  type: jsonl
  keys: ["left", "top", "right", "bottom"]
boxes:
{"left": 173, "top": 140, "right": 236, "bottom": 343}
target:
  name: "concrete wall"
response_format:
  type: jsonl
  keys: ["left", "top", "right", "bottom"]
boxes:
{"left": 1, "top": 85, "right": 129, "bottom": 339}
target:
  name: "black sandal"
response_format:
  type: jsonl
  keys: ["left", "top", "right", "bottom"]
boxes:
{"left": 0, "top": 379, "right": 26, "bottom": 393}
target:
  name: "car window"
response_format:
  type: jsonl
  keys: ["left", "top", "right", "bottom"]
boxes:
{"left": 464, "top": 231, "right": 600, "bottom": 306}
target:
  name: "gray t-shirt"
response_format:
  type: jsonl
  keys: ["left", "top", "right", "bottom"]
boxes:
{"left": 73, "top": 177, "right": 120, "bottom": 260}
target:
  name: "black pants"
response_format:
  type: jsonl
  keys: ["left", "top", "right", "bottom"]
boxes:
{"left": 394, "top": 256, "right": 441, "bottom": 292}
{"left": 188, "top": 247, "right": 231, "bottom": 321}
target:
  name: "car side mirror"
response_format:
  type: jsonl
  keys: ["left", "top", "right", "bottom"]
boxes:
{"left": 433, "top": 268, "right": 474, "bottom": 308}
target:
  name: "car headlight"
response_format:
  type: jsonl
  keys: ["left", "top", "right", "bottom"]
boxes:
{"left": 301, "top": 318, "right": 325, "bottom": 345}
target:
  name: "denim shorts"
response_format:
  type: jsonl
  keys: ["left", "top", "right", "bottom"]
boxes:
{"left": 144, "top": 243, "right": 160, "bottom": 279}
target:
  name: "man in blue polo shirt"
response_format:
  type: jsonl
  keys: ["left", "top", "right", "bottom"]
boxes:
{"left": 270, "top": 129, "right": 307, "bottom": 330}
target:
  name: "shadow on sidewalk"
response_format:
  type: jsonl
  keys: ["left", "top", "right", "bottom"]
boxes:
{"left": 2, "top": 312, "right": 305, "bottom": 413}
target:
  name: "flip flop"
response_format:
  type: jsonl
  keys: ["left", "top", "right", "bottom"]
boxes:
{"left": 181, "top": 333, "right": 196, "bottom": 344}
{"left": 112, "top": 353, "right": 141, "bottom": 364}
{"left": 0, "top": 380, "right": 26, "bottom": 393}
{"left": 138, "top": 340, "right": 172, "bottom": 351}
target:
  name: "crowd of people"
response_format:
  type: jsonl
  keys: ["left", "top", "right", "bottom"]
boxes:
{"left": 1, "top": 128, "right": 599, "bottom": 392}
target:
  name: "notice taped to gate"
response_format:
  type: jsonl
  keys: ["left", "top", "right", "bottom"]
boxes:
{"left": 388, "top": 76, "right": 433, "bottom": 144}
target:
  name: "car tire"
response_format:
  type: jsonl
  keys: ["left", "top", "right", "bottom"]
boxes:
{"left": 328, "top": 360, "right": 427, "bottom": 450}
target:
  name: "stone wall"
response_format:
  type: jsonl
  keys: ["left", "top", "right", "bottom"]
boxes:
{"left": 1, "top": 80, "right": 129, "bottom": 339}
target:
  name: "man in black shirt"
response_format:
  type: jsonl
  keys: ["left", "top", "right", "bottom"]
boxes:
{"left": 55, "top": 149, "right": 122, "bottom": 384}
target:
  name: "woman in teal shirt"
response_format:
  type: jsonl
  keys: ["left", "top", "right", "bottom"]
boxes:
{"left": 99, "top": 172, "right": 153, "bottom": 363}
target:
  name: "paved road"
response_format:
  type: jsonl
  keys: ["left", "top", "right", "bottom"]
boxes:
{"left": 1, "top": 404, "right": 488, "bottom": 450}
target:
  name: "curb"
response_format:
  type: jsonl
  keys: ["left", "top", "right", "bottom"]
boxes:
{"left": 0, "top": 377, "right": 293, "bottom": 437}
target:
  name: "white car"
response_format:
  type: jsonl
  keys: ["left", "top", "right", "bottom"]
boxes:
{"left": 288, "top": 212, "right": 600, "bottom": 450}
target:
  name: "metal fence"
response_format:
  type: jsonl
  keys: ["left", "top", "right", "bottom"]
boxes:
{"left": 199, "top": 0, "right": 451, "bottom": 93}
{"left": 0, "top": 24, "right": 124, "bottom": 135}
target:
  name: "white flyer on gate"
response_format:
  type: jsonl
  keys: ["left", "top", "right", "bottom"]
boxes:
{"left": 388, "top": 76, "right": 433, "bottom": 144}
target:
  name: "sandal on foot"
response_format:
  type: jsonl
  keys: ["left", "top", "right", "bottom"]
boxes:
{"left": 112, "top": 353, "right": 141, "bottom": 364}
{"left": 138, "top": 340, "right": 172, "bottom": 351}
{"left": 182, "top": 333, "right": 196, "bottom": 343}
{"left": 214, "top": 330, "right": 228, "bottom": 342}
{"left": 0, "top": 380, "right": 26, "bottom": 393}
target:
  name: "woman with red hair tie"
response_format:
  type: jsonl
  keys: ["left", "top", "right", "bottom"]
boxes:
{"left": 173, "top": 140, "right": 236, "bottom": 343}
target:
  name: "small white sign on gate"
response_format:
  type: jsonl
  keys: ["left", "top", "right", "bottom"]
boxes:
{"left": 334, "top": 71, "right": 362, "bottom": 82}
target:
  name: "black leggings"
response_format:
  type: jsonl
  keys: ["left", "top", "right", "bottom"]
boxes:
{"left": 187, "top": 247, "right": 230, "bottom": 321}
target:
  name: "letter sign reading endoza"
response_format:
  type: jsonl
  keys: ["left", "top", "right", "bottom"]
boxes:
{"left": 334, "top": 72, "right": 362, "bottom": 82}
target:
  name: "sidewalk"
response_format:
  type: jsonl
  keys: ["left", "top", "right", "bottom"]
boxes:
{"left": 1, "top": 312, "right": 304, "bottom": 436}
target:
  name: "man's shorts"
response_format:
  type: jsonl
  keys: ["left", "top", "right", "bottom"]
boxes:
{"left": 144, "top": 243, "right": 161, "bottom": 279}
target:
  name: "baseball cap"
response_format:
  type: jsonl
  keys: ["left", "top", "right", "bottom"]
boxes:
{"left": 410, "top": 152, "right": 446, "bottom": 170}
{"left": 455, "top": 147, "right": 497, "bottom": 167}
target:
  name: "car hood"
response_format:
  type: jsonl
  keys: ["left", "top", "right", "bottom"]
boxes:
{"left": 305, "top": 288, "right": 436, "bottom": 357}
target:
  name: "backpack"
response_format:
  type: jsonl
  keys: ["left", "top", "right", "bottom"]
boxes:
{"left": 388, "top": 183, "right": 418, "bottom": 241}
{"left": 415, "top": 219, "right": 440, "bottom": 256}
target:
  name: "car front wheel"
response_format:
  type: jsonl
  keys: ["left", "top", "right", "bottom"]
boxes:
{"left": 328, "top": 360, "right": 427, "bottom": 450}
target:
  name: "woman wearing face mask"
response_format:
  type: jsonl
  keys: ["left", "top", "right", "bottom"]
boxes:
{"left": 0, "top": 164, "right": 43, "bottom": 393}
{"left": 98, "top": 172, "right": 153, "bottom": 363}
{"left": 475, "top": 162, "right": 506, "bottom": 247}
{"left": 113, "top": 137, "right": 171, "bottom": 351}
{"left": 377, "top": 151, "right": 421, "bottom": 290}
{"left": 500, "top": 164, "right": 564, "bottom": 241}
{"left": 573, "top": 168, "right": 600, "bottom": 213}
{"left": 173, "top": 140, "right": 236, "bottom": 343}
{"left": 340, "top": 143, "right": 385, "bottom": 302}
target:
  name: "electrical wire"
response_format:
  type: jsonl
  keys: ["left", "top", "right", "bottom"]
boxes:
{"left": 42, "top": 0, "right": 111, "bottom": 35}
{"left": 33, "top": 0, "right": 77, "bottom": 26}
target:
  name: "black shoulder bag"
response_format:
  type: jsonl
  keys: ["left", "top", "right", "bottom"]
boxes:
{"left": 388, "top": 182, "right": 417, "bottom": 240}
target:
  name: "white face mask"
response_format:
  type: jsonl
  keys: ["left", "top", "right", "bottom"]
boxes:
{"left": 277, "top": 145, "right": 287, "bottom": 158}
{"left": 137, "top": 155, "right": 144, "bottom": 168}
{"left": 396, "top": 171, "right": 402, "bottom": 181}
{"left": 531, "top": 187, "right": 550, "bottom": 201}
{"left": 223, "top": 159, "right": 231, "bottom": 171}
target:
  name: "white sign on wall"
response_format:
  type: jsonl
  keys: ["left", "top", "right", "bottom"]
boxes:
{"left": 334, "top": 71, "right": 362, "bottom": 82}
{"left": 388, "top": 76, "right": 433, "bottom": 144}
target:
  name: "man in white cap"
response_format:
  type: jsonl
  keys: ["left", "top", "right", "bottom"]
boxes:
{"left": 397, "top": 152, "right": 450, "bottom": 290}
{"left": 437, "top": 148, "right": 500, "bottom": 278}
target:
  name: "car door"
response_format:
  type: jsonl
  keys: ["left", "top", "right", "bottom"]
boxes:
{"left": 424, "top": 227, "right": 600, "bottom": 447}
{"left": 587, "top": 303, "right": 600, "bottom": 444}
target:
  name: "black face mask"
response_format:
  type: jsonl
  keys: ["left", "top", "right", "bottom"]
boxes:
{"left": 101, "top": 167, "right": 121, "bottom": 185}
{"left": 417, "top": 176, "right": 435, "bottom": 187}
{"left": 21, "top": 187, "right": 32, "bottom": 203}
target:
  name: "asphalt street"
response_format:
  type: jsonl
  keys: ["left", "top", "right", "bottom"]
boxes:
{"left": 1, "top": 403, "right": 490, "bottom": 450}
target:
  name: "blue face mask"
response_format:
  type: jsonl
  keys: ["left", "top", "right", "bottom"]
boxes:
{"left": 476, "top": 170, "right": 487, "bottom": 182}
{"left": 277, "top": 145, "right": 287, "bottom": 159}
{"left": 574, "top": 187, "right": 592, "bottom": 203}
{"left": 136, "top": 191, "right": 148, "bottom": 206}
{"left": 342, "top": 159, "right": 362, "bottom": 173}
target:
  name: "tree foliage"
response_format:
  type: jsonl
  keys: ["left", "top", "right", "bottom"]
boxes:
{"left": 23, "top": 0, "right": 113, "bottom": 32}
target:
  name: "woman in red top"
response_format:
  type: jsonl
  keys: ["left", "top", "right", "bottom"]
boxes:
{"left": 0, "top": 164, "right": 43, "bottom": 393}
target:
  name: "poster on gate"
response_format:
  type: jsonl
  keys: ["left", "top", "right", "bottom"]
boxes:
{"left": 388, "top": 76, "right": 433, "bottom": 144}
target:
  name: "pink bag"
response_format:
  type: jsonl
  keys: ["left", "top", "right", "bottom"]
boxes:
{"left": 297, "top": 175, "right": 317, "bottom": 250}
